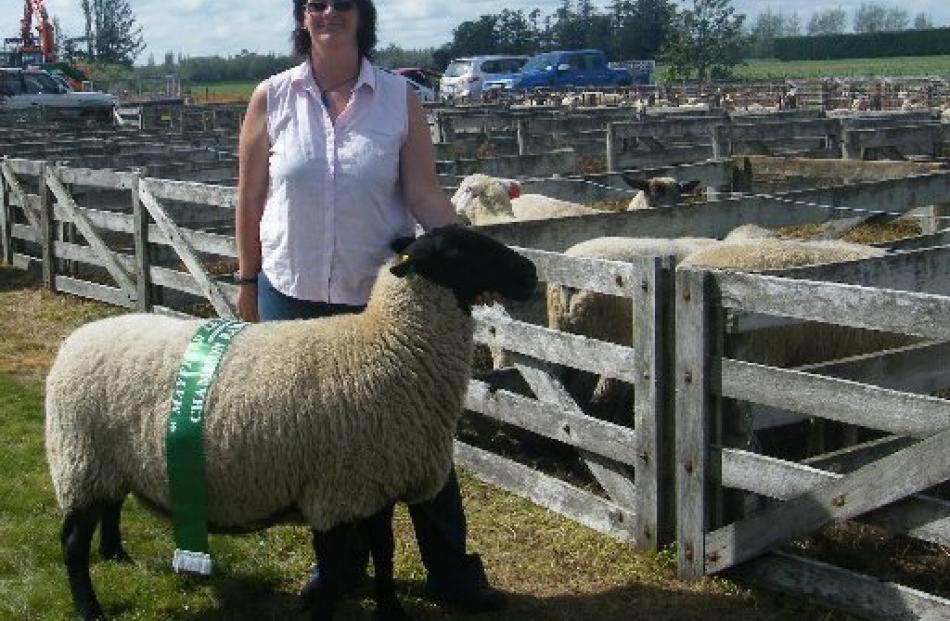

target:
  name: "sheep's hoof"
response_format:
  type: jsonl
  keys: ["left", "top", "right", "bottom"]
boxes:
{"left": 76, "top": 606, "right": 106, "bottom": 621}
{"left": 375, "top": 604, "right": 412, "bottom": 621}
{"left": 375, "top": 608, "right": 412, "bottom": 621}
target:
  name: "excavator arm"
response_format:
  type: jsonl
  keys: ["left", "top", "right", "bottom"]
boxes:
{"left": 14, "top": 0, "right": 55, "bottom": 62}
{"left": 19, "top": 0, "right": 36, "bottom": 48}
{"left": 34, "top": 0, "right": 55, "bottom": 60}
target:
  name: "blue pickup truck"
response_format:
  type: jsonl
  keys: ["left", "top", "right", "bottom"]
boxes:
{"left": 485, "top": 49, "right": 634, "bottom": 92}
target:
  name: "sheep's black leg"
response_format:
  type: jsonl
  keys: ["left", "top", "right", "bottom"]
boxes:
{"left": 359, "top": 504, "right": 410, "bottom": 621}
{"left": 61, "top": 507, "right": 106, "bottom": 621}
{"left": 98, "top": 498, "right": 131, "bottom": 563}
{"left": 309, "top": 523, "right": 358, "bottom": 621}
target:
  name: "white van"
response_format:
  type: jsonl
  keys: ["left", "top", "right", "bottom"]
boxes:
{"left": 439, "top": 55, "right": 528, "bottom": 101}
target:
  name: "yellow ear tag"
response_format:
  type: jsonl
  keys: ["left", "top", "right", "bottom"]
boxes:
{"left": 397, "top": 253, "right": 415, "bottom": 277}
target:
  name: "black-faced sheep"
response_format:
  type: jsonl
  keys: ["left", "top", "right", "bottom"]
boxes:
{"left": 621, "top": 174, "right": 704, "bottom": 210}
{"left": 45, "top": 225, "right": 538, "bottom": 621}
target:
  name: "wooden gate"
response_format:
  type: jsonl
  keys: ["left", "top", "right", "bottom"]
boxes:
{"left": 463, "top": 249, "right": 674, "bottom": 550}
{"left": 675, "top": 265, "right": 950, "bottom": 619}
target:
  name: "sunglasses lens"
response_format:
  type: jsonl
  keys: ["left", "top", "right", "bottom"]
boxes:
{"left": 306, "top": 0, "right": 354, "bottom": 12}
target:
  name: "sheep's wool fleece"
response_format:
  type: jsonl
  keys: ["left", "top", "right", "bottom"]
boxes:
{"left": 45, "top": 267, "right": 473, "bottom": 531}
{"left": 679, "top": 238, "right": 909, "bottom": 367}
{"left": 679, "top": 238, "right": 884, "bottom": 270}
{"left": 723, "top": 224, "right": 778, "bottom": 242}
{"left": 545, "top": 236, "right": 717, "bottom": 418}
{"left": 510, "top": 195, "right": 599, "bottom": 220}
{"left": 450, "top": 174, "right": 515, "bottom": 225}
{"left": 547, "top": 237, "right": 718, "bottom": 344}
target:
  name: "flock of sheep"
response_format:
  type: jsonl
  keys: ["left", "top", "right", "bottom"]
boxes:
{"left": 447, "top": 172, "right": 916, "bottom": 429}
{"left": 506, "top": 81, "right": 950, "bottom": 119}
{"left": 44, "top": 168, "right": 918, "bottom": 619}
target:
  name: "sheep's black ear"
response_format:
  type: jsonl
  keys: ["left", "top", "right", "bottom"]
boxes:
{"left": 390, "top": 259, "right": 414, "bottom": 278}
{"left": 391, "top": 236, "right": 415, "bottom": 254}
{"left": 679, "top": 180, "right": 702, "bottom": 194}
{"left": 621, "top": 173, "right": 650, "bottom": 192}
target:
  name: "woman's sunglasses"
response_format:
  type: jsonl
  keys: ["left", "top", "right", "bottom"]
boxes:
{"left": 305, "top": 0, "right": 355, "bottom": 13}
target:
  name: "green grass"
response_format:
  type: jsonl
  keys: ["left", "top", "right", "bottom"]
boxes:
{"left": 194, "top": 54, "right": 950, "bottom": 101}
{"left": 729, "top": 54, "right": 950, "bottom": 80}
{"left": 189, "top": 82, "right": 257, "bottom": 102}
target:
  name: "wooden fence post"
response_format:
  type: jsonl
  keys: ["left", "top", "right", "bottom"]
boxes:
{"left": 38, "top": 162, "right": 55, "bottom": 291}
{"left": 675, "top": 268, "right": 711, "bottom": 579}
{"left": 605, "top": 122, "right": 617, "bottom": 173}
{"left": 0, "top": 167, "right": 10, "bottom": 266}
{"left": 131, "top": 172, "right": 152, "bottom": 311}
{"left": 516, "top": 119, "right": 528, "bottom": 156}
{"left": 710, "top": 124, "right": 731, "bottom": 159}
{"left": 632, "top": 256, "right": 673, "bottom": 549}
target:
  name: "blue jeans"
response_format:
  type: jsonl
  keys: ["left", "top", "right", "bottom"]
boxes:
{"left": 257, "top": 272, "right": 488, "bottom": 593}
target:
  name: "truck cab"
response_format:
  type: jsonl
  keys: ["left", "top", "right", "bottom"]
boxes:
{"left": 493, "top": 50, "right": 633, "bottom": 91}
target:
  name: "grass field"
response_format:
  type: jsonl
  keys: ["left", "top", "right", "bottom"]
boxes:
{"left": 726, "top": 54, "right": 950, "bottom": 80}
{"left": 191, "top": 82, "right": 258, "bottom": 103}
{"left": 191, "top": 54, "right": 950, "bottom": 101}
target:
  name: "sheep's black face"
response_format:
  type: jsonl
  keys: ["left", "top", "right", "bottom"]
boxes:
{"left": 391, "top": 225, "right": 537, "bottom": 311}
{"left": 622, "top": 175, "right": 702, "bottom": 208}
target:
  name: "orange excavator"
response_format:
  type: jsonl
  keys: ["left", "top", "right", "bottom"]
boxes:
{"left": 2, "top": 0, "right": 56, "bottom": 67}
{"left": 3, "top": 0, "right": 90, "bottom": 90}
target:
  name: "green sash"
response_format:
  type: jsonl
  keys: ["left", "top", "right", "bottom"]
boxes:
{"left": 166, "top": 319, "right": 248, "bottom": 575}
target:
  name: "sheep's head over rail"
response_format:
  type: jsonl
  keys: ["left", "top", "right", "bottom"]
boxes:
{"left": 390, "top": 225, "right": 537, "bottom": 311}
{"left": 622, "top": 174, "right": 703, "bottom": 207}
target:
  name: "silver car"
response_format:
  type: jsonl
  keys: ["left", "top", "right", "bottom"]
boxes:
{"left": 0, "top": 68, "right": 116, "bottom": 120}
{"left": 439, "top": 55, "right": 528, "bottom": 101}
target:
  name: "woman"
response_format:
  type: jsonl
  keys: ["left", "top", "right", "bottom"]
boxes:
{"left": 235, "top": 0, "right": 506, "bottom": 613}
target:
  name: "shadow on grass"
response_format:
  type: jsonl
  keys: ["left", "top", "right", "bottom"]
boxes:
{"left": 170, "top": 572, "right": 307, "bottom": 621}
{"left": 166, "top": 573, "right": 806, "bottom": 621}
{"left": 0, "top": 264, "right": 40, "bottom": 292}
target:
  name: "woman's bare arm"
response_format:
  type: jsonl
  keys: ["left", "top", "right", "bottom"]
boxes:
{"left": 399, "top": 88, "right": 459, "bottom": 231}
{"left": 235, "top": 81, "right": 270, "bottom": 321}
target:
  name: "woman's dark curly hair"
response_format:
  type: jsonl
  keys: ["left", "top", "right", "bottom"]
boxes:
{"left": 292, "top": 0, "right": 377, "bottom": 60}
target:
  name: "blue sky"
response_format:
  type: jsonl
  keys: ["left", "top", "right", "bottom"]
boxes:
{"left": 2, "top": 0, "right": 948, "bottom": 61}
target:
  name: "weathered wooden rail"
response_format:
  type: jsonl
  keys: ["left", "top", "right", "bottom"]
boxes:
{"left": 675, "top": 261, "right": 950, "bottom": 620}
{"left": 0, "top": 156, "right": 675, "bottom": 552}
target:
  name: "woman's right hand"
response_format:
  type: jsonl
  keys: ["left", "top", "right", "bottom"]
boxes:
{"left": 237, "top": 284, "right": 259, "bottom": 322}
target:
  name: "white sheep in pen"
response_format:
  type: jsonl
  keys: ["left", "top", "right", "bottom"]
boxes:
{"left": 45, "top": 226, "right": 538, "bottom": 621}
{"left": 449, "top": 174, "right": 598, "bottom": 224}
{"left": 547, "top": 230, "right": 912, "bottom": 425}
{"left": 678, "top": 236, "right": 913, "bottom": 367}
{"left": 545, "top": 236, "right": 719, "bottom": 423}
{"left": 449, "top": 173, "right": 521, "bottom": 225}
{"left": 450, "top": 173, "right": 706, "bottom": 226}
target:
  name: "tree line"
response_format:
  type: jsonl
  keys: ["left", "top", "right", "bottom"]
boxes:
{"left": 71, "top": 0, "right": 944, "bottom": 84}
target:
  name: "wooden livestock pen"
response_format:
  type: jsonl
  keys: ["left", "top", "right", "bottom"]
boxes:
{"left": 0, "top": 156, "right": 674, "bottom": 552}
{"left": 2, "top": 155, "right": 950, "bottom": 618}
{"left": 676, "top": 249, "right": 950, "bottom": 620}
